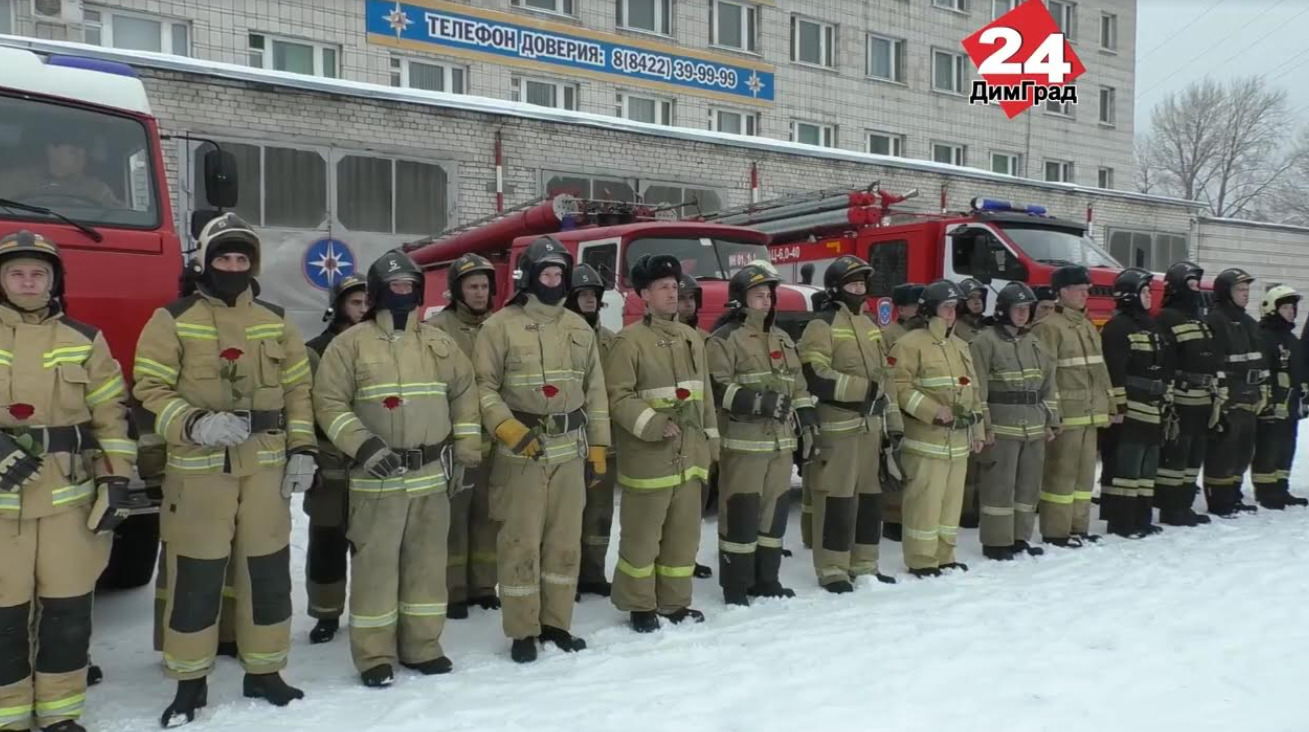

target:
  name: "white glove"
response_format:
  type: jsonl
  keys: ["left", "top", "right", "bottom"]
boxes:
{"left": 281, "top": 453, "right": 318, "bottom": 498}
{"left": 189, "top": 412, "right": 250, "bottom": 447}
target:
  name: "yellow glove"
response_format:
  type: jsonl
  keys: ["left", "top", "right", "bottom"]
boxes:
{"left": 494, "top": 419, "right": 541, "bottom": 459}
{"left": 586, "top": 446, "right": 607, "bottom": 487}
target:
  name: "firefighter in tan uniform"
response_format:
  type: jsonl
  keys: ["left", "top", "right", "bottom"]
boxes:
{"left": 971, "top": 282, "right": 1056, "bottom": 561}
{"left": 473, "top": 236, "right": 610, "bottom": 664}
{"left": 707, "top": 263, "right": 817, "bottom": 606}
{"left": 1031, "top": 266, "right": 1113, "bottom": 547}
{"left": 0, "top": 232, "right": 138, "bottom": 732}
{"left": 301, "top": 273, "right": 367, "bottom": 645}
{"left": 799, "top": 256, "right": 903, "bottom": 591}
{"left": 953, "top": 278, "right": 990, "bottom": 531}
{"left": 1033, "top": 286, "right": 1057, "bottom": 324}
{"left": 314, "top": 251, "right": 480, "bottom": 688}
{"left": 607, "top": 255, "right": 716, "bottom": 632}
{"left": 428, "top": 253, "right": 501, "bottom": 619}
{"left": 564, "top": 264, "right": 618, "bottom": 597}
{"left": 135, "top": 213, "right": 316, "bottom": 726}
{"left": 879, "top": 282, "right": 922, "bottom": 543}
{"left": 889, "top": 279, "right": 984, "bottom": 577}
{"left": 677, "top": 273, "right": 715, "bottom": 580}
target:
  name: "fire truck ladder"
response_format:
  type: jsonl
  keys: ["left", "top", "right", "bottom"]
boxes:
{"left": 698, "top": 182, "right": 881, "bottom": 225}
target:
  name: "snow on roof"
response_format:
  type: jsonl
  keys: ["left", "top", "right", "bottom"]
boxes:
{"left": 0, "top": 42, "right": 151, "bottom": 115}
{"left": 1198, "top": 216, "right": 1309, "bottom": 235}
{"left": 0, "top": 35, "right": 1203, "bottom": 212}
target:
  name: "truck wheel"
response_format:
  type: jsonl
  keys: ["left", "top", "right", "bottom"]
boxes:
{"left": 97, "top": 513, "right": 160, "bottom": 591}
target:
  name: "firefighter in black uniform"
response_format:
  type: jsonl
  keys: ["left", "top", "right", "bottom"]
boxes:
{"left": 1153, "top": 262, "right": 1217, "bottom": 527}
{"left": 1100, "top": 268, "right": 1170, "bottom": 538}
{"left": 1253, "top": 286, "right": 1308, "bottom": 509}
{"left": 1204, "top": 268, "right": 1266, "bottom": 517}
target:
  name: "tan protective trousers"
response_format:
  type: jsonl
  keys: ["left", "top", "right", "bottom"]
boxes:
{"left": 799, "top": 467, "right": 814, "bottom": 550}
{"left": 158, "top": 470, "right": 292, "bottom": 680}
{"left": 717, "top": 450, "right": 792, "bottom": 595}
{"left": 153, "top": 546, "right": 237, "bottom": 653}
{"left": 490, "top": 457, "right": 584, "bottom": 640}
{"left": 611, "top": 480, "right": 702, "bottom": 614}
{"left": 579, "top": 460, "right": 616, "bottom": 586}
{"left": 304, "top": 458, "right": 350, "bottom": 620}
{"left": 900, "top": 453, "right": 967, "bottom": 571}
{"left": 0, "top": 505, "right": 109, "bottom": 731}
{"left": 347, "top": 491, "right": 450, "bottom": 673}
{"left": 446, "top": 463, "right": 499, "bottom": 604}
{"left": 1039, "top": 426, "right": 1097, "bottom": 540}
{"left": 977, "top": 437, "right": 1045, "bottom": 547}
{"left": 809, "top": 424, "right": 884, "bottom": 585}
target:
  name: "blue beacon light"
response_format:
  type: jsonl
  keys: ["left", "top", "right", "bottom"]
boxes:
{"left": 970, "top": 197, "right": 1048, "bottom": 216}
{"left": 44, "top": 54, "right": 140, "bottom": 78}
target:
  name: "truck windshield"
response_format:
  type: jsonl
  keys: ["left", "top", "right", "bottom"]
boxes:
{"left": 0, "top": 94, "right": 158, "bottom": 229}
{"left": 998, "top": 223, "right": 1121, "bottom": 269}
{"left": 626, "top": 236, "right": 770, "bottom": 280}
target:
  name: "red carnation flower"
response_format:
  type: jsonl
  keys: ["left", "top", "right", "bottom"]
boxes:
{"left": 887, "top": 356, "right": 897, "bottom": 366}
{"left": 383, "top": 396, "right": 404, "bottom": 410}
{"left": 220, "top": 348, "right": 244, "bottom": 361}
{"left": 770, "top": 350, "right": 782, "bottom": 360}
{"left": 959, "top": 377, "right": 971, "bottom": 386}
{"left": 7, "top": 403, "right": 33, "bottom": 420}
{"left": 675, "top": 387, "right": 691, "bottom": 401}
{"left": 542, "top": 384, "right": 559, "bottom": 398}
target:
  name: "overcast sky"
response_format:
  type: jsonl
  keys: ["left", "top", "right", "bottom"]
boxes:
{"left": 1134, "top": 0, "right": 1309, "bottom": 135}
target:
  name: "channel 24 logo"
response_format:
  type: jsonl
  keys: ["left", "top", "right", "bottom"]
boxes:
{"left": 962, "top": 0, "right": 1086, "bottom": 119}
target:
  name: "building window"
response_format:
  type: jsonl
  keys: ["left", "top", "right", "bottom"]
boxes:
{"left": 617, "top": 92, "right": 673, "bottom": 125}
{"left": 1100, "top": 12, "right": 1118, "bottom": 50}
{"left": 0, "top": 0, "right": 11, "bottom": 35}
{"left": 1099, "top": 86, "right": 1116, "bottom": 125}
{"left": 248, "top": 33, "right": 337, "bottom": 78}
{"left": 933, "top": 143, "right": 967, "bottom": 167}
{"left": 1098, "top": 167, "right": 1114, "bottom": 189}
{"left": 84, "top": 6, "right": 190, "bottom": 56}
{"left": 792, "top": 121, "right": 835, "bottom": 148}
{"left": 1044, "top": 159, "right": 1074, "bottom": 183}
{"left": 866, "top": 34, "right": 905, "bottom": 82}
{"left": 543, "top": 170, "right": 636, "bottom": 202}
{"left": 868, "top": 131, "right": 905, "bottom": 157}
{"left": 932, "top": 49, "right": 967, "bottom": 94}
{"left": 710, "top": 108, "right": 759, "bottom": 136}
{"left": 389, "top": 57, "right": 466, "bottom": 94}
{"left": 992, "top": 0, "right": 1018, "bottom": 19}
{"left": 1045, "top": 98, "right": 1073, "bottom": 117}
{"left": 618, "top": 0, "right": 672, "bottom": 35}
{"left": 1048, "top": 0, "right": 1076, "bottom": 39}
{"left": 642, "top": 182, "right": 724, "bottom": 217}
{"left": 991, "top": 152, "right": 1021, "bottom": 176}
{"left": 511, "top": 0, "right": 575, "bottom": 15}
{"left": 512, "top": 77, "right": 578, "bottom": 110}
{"left": 933, "top": 0, "right": 968, "bottom": 13}
{"left": 1108, "top": 229, "right": 1189, "bottom": 271}
{"left": 711, "top": 0, "right": 758, "bottom": 52}
{"left": 791, "top": 16, "right": 835, "bottom": 68}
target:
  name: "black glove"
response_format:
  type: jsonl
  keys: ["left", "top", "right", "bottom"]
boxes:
{"left": 861, "top": 390, "right": 885, "bottom": 418}
{"left": 357, "top": 436, "right": 403, "bottom": 479}
{"left": 0, "top": 431, "right": 41, "bottom": 493}
{"left": 796, "top": 406, "right": 820, "bottom": 432}
{"left": 758, "top": 391, "right": 793, "bottom": 421}
{"left": 88, "top": 476, "right": 146, "bottom": 534}
{"left": 727, "top": 386, "right": 762, "bottom": 417}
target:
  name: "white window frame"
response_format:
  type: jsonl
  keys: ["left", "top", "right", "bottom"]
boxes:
{"left": 84, "top": 5, "right": 191, "bottom": 56}
{"left": 1048, "top": 0, "right": 1076, "bottom": 39}
{"left": 1044, "top": 159, "right": 1074, "bottom": 183}
{"left": 932, "top": 49, "right": 967, "bottom": 94}
{"left": 617, "top": 92, "right": 674, "bottom": 126}
{"left": 1045, "top": 98, "right": 1074, "bottom": 117}
{"left": 389, "top": 56, "right": 466, "bottom": 94}
{"left": 1100, "top": 12, "right": 1118, "bottom": 51}
{"left": 709, "top": 108, "right": 759, "bottom": 136}
{"left": 710, "top": 0, "right": 759, "bottom": 53}
{"left": 618, "top": 0, "right": 672, "bottom": 36}
{"left": 933, "top": 0, "right": 968, "bottom": 13}
{"left": 867, "top": 131, "right": 905, "bottom": 157}
{"left": 865, "top": 33, "right": 905, "bottom": 83}
{"left": 511, "top": 0, "right": 576, "bottom": 16}
{"left": 992, "top": 0, "right": 1018, "bottom": 19}
{"left": 792, "top": 120, "right": 835, "bottom": 148}
{"left": 512, "top": 76, "right": 579, "bottom": 110}
{"left": 0, "top": 0, "right": 14, "bottom": 36}
{"left": 791, "top": 15, "right": 836, "bottom": 69}
{"left": 1098, "top": 167, "right": 1114, "bottom": 189}
{"left": 933, "top": 142, "right": 967, "bottom": 167}
{"left": 991, "top": 151, "right": 1022, "bottom": 177}
{"left": 248, "top": 32, "right": 338, "bottom": 77}
{"left": 1099, "top": 86, "right": 1116, "bottom": 125}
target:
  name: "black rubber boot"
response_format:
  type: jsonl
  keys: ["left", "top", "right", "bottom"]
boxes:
{"left": 159, "top": 678, "right": 208, "bottom": 728}
{"left": 983, "top": 545, "right": 1015, "bottom": 561}
{"left": 1012, "top": 540, "right": 1045, "bottom": 556}
{"left": 576, "top": 580, "right": 611, "bottom": 598}
{"left": 216, "top": 641, "right": 238, "bottom": 658}
{"left": 470, "top": 595, "right": 502, "bottom": 611}
{"left": 822, "top": 580, "right": 854, "bottom": 594}
{"left": 940, "top": 562, "right": 969, "bottom": 572}
{"left": 909, "top": 567, "right": 941, "bottom": 579}
{"left": 401, "top": 657, "right": 453, "bottom": 675}
{"left": 309, "top": 618, "right": 339, "bottom": 644}
{"left": 511, "top": 638, "right": 537, "bottom": 664}
{"left": 693, "top": 563, "right": 713, "bottom": 579}
{"left": 630, "top": 611, "right": 660, "bottom": 633}
{"left": 43, "top": 721, "right": 86, "bottom": 732}
{"left": 747, "top": 582, "right": 795, "bottom": 599}
{"left": 87, "top": 664, "right": 103, "bottom": 686}
{"left": 660, "top": 608, "right": 705, "bottom": 624}
{"left": 1285, "top": 494, "right": 1308, "bottom": 507}
{"left": 1072, "top": 533, "right": 1101, "bottom": 544}
{"left": 872, "top": 573, "right": 897, "bottom": 584}
{"left": 539, "top": 625, "right": 586, "bottom": 652}
{"left": 447, "top": 602, "right": 469, "bottom": 620}
{"left": 242, "top": 672, "right": 304, "bottom": 707}
{"left": 882, "top": 522, "right": 903, "bottom": 542}
{"left": 723, "top": 589, "right": 749, "bottom": 607}
{"left": 360, "top": 664, "right": 394, "bottom": 688}
{"left": 1044, "top": 536, "right": 1084, "bottom": 548}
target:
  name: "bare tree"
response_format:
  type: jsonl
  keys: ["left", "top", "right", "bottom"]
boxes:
{"left": 1263, "top": 127, "right": 1309, "bottom": 226}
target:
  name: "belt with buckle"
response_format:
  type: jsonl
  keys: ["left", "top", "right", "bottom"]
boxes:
{"left": 1178, "top": 372, "right": 1214, "bottom": 388}
{"left": 989, "top": 390, "right": 1041, "bottom": 406}
{"left": 511, "top": 409, "right": 587, "bottom": 436}
{"left": 396, "top": 443, "right": 445, "bottom": 472}
{"left": 1126, "top": 376, "right": 1167, "bottom": 397}
{"left": 231, "top": 410, "right": 285, "bottom": 433}
{"left": 1, "top": 423, "right": 97, "bottom": 453}
{"left": 1244, "top": 369, "right": 1270, "bottom": 386}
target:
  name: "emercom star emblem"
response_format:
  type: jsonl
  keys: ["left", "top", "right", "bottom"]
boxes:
{"left": 746, "top": 71, "right": 764, "bottom": 97}
{"left": 310, "top": 241, "right": 353, "bottom": 286}
{"left": 385, "top": 2, "right": 413, "bottom": 36}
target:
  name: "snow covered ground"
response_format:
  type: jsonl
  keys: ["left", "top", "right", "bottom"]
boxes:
{"left": 87, "top": 433, "right": 1309, "bottom": 732}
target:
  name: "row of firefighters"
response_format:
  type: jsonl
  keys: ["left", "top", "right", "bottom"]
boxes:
{"left": 0, "top": 210, "right": 1304, "bottom": 731}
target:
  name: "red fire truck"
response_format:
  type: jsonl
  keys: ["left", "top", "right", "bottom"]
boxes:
{"left": 406, "top": 195, "right": 824, "bottom": 336}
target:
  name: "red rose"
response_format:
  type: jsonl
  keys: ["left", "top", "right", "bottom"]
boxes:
{"left": 959, "top": 377, "right": 971, "bottom": 386}
{"left": 383, "top": 396, "right": 404, "bottom": 410}
{"left": 542, "top": 384, "right": 559, "bottom": 398}
{"left": 887, "top": 356, "right": 897, "bottom": 366}
{"left": 7, "top": 403, "right": 32, "bottom": 420}
{"left": 675, "top": 388, "right": 691, "bottom": 401}
{"left": 220, "top": 348, "right": 244, "bottom": 361}
{"left": 770, "top": 350, "right": 782, "bottom": 360}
